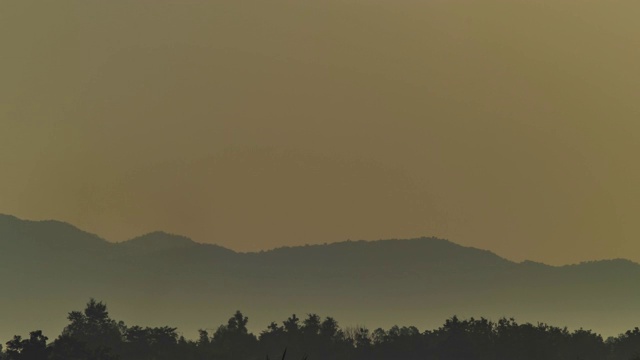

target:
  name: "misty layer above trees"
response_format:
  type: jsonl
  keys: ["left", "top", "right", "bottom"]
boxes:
{"left": 3, "top": 299, "right": 640, "bottom": 360}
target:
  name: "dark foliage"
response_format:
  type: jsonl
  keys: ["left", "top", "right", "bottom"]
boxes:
{"left": 2, "top": 299, "right": 640, "bottom": 360}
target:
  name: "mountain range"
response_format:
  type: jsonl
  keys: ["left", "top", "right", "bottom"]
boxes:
{"left": 1, "top": 214, "right": 638, "bottom": 342}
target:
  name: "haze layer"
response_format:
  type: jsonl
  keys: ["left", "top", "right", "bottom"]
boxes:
{"left": 1, "top": 0, "right": 638, "bottom": 264}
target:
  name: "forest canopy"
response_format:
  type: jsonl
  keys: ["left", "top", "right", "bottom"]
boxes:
{"left": 2, "top": 299, "right": 640, "bottom": 360}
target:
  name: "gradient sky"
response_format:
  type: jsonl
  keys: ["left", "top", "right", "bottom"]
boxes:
{"left": 1, "top": 0, "right": 638, "bottom": 265}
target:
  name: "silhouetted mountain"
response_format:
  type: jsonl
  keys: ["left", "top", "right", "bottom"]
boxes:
{"left": 1, "top": 214, "right": 639, "bottom": 343}
{"left": 0, "top": 214, "right": 108, "bottom": 252}
{"left": 117, "top": 231, "right": 196, "bottom": 252}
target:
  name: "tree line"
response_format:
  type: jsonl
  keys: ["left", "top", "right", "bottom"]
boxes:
{"left": 2, "top": 299, "right": 640, "bottom": 360}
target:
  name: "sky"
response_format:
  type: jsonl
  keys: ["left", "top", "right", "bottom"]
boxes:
{"left": 1, "top": 0, "right": 639, "bottom": 265}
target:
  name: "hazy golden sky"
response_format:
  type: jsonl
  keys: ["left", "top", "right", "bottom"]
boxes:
{"left": 1, "top": 0, "right": 638, "bottom": 265}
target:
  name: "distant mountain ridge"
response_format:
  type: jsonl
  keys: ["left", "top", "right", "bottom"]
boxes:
{"left": 0, "top": 214, "right": 108, "bottom": 249}
{"left": 0, "top": 213, "right": 633, "bottom": 268}
{"left": 1, "top": 214, "right": 639, "bottom": 343}
{"left": 117, "top": 231, "right": 198, "bottom": 255}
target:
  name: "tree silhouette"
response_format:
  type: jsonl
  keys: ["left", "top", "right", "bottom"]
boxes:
{"left": 207, "top": 311, "right": 257, "bottom": 360}
{"left": 609, "top": 327, "right": 640, "bottom": 360}
{"left": 61, "top": 298, "right": 122, "bottom": 352}
{"left": 4, "top": 331, "right": 48, "bottom": 360}
{"left": 6, "top": 298, "right": 640, "bottom": 360}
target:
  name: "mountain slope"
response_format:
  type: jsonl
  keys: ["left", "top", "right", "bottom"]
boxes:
{"left": 0, "top": 214, "right": 639, "bottom": 343}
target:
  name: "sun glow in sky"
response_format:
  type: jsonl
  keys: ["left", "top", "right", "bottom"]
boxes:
{"left": 1, "top": 0, "right": 639, "bottom": 265}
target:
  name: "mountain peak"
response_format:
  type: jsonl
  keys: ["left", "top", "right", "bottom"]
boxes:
{"left": 0, "top": 214, "right": 108, "bottom": 250}
{"left": 0, "top": 213, "right": 19, "bottom": 221}
{"left": 117, "top": 231, "right": 197, "bottom": 252}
